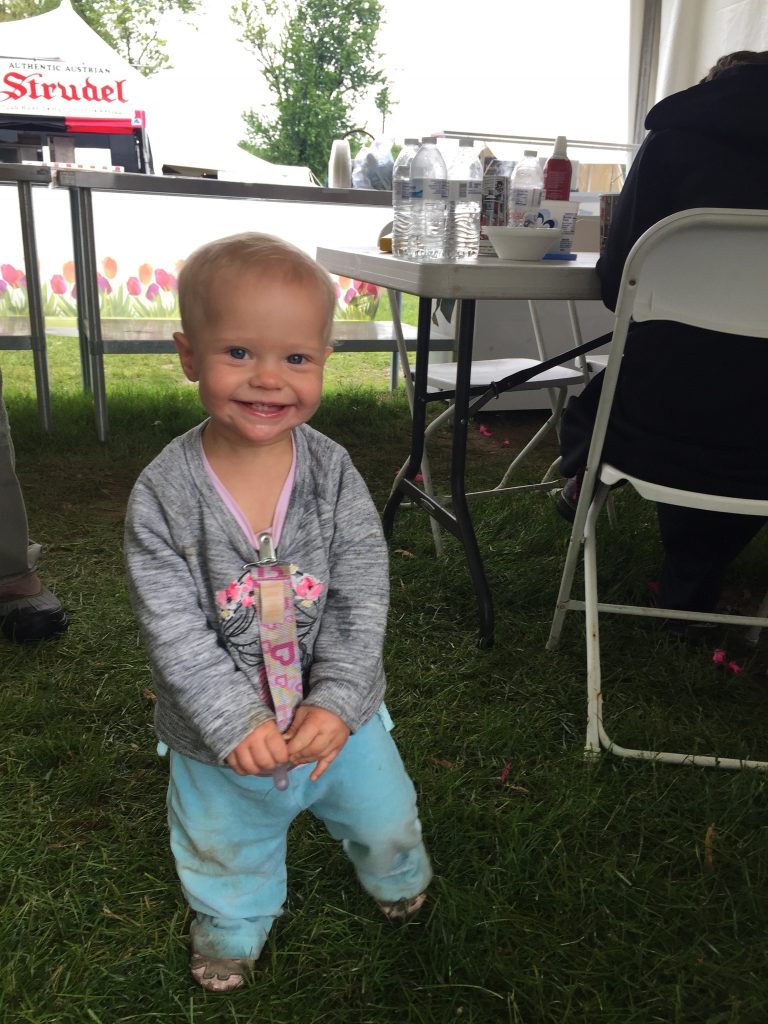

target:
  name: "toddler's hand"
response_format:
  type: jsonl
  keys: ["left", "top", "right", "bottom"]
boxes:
{"left": 284, "top": 706, "right": 350, "bottom": 782}
{"left": 226, "top": 720, "right": 289, "bottom": 776}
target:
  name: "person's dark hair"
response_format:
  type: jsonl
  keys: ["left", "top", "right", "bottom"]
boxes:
{"left": 702, "top": 50, "right": 768, "bottom": 83}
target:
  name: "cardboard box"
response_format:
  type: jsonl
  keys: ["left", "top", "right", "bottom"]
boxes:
{"left": 479, "top": 157, "right": 515, "bottom": 256}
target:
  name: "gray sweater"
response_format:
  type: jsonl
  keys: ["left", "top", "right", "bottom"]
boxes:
{"left": 124, "top": 422, "right": 388, "bottom": 765}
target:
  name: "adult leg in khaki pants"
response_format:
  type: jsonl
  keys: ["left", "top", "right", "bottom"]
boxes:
{"left": 0, "top": 369, "right": 68, "bottom": 642}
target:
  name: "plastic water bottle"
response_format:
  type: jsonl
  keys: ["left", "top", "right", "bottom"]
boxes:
{"left": 543, "top": 135, "right": 572, "bottom": 201}
{"left": 509, "top": 149, "right": 544, "bottom": 226}
{"left": 391, "top": 137, "right": 420, "bottom": 258}
{"left": 445, "top": 138, "right": 482, "bottom": 260}
{"left": 407, "top": 137, "right": 448, "bottom": 261}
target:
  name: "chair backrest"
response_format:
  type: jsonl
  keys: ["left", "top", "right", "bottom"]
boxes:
{"left": 616, "top": 207, "right": 768, "bottom": 339}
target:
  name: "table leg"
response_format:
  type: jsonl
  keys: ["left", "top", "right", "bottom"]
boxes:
{"left": 382, "top": 295, "right": 433, "bottom": 537}
{"left": 382, "top": 294, "right": 494, "bottom": 647}
{"left": 70, "top": 187, "right": 109, "bottom": 442}
{"left": 17, "top": 181, "right": 52, "bottom": 432}
{"left": 449, "top": 299, "right": 494, "bottom": 647}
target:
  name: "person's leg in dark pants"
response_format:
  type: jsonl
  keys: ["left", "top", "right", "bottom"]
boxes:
{"left": 656, "top": 503, "right": 765, "bottom": 611}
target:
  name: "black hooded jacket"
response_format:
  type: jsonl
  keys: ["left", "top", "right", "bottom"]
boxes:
{"left": 563, "top": 63, "right": 768, "bottom": 496}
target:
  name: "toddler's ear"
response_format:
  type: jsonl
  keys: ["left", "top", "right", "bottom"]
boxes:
{"left": 174, "top": 332, "right": 198, "bottom": 382}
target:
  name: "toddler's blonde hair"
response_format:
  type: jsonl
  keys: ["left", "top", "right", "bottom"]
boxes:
{"left": 178, "top": 232, "right": 337, "bottom": 343}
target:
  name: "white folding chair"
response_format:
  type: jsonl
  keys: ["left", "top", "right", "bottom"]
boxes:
{"left": 389, "top": 292, "right": 589, "bottom": 553}
{"left": 547, "top": 207, "right": 768, "bottom": 770}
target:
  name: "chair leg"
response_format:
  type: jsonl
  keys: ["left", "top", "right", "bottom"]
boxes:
{"left": 745, "top": 585, "right": 768, "bottom": 646}
{"left": 495, "top": 387, "right": 568, "bottom": 490}
{"left": 582, "top": 487, "right": 608, "bottom": 756}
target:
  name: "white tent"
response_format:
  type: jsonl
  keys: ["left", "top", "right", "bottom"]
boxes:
{"left": 0, "top": 0, "right": 147, "bottom": 121}
{"left": 0, "top": 0, "right": 314, "bottom": 183}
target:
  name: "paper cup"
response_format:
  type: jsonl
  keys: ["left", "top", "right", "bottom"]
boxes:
{"left": 535, "top": 200, "right": 580, "bottom": 256}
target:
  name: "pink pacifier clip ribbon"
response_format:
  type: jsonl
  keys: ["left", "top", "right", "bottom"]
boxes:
{"left": 252, "top": 532, "right": 303, "bottom": 790}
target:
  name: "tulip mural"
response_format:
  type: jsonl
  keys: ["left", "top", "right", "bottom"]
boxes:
{"left": 1, "top": 262, "right": 380, "bottom": 327}
{"left": 332, "top": 276, "right": 382, "bottom": 320}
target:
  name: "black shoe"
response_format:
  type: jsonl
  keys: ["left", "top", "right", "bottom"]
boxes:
{"left": 555, "top": 473, "right": 582, "bottom": 523}
{"left": 0, "top": 586, "right": 69, "bottom": 643}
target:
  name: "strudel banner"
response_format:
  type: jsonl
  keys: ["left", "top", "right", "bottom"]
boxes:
{"left": 0, "top": 56, "right": 135, "bottom": 119}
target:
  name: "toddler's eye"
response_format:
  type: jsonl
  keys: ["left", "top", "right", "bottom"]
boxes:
{"left": 228, "top": 347, "right": 248, "bottom": 360}
{"left": 287, "top": 353, "right": 306, "bottom": 365}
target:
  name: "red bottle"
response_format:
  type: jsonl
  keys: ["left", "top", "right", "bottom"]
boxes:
{"left": 544, "top": 135, "right": 572, "bottom": 201}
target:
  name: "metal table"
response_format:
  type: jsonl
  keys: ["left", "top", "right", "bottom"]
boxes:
{"left": 316, "top": 247, "right": 602, "bottom": 646}
{"left": 52, "top": 170, "right": 395, "bottom": 441}
{"left": 0, "top": 164, "right": 53, "bottom": 431}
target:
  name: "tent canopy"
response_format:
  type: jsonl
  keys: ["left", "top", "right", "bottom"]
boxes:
{"left": 0, "top": 0, "right": 146, "bottom": 123}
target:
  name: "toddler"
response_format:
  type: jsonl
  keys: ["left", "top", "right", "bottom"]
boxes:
{"left": 124, "top": 232, "right": 432, "bottom": 992}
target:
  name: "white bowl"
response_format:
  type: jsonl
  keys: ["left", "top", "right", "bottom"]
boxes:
{"left": 484, "top": 225, "right": 563, "bottom": 261}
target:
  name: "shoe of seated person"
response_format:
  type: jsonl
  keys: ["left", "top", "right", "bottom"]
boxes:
{"left": 0, "top": 576, "right": 69, "bottom": 643}
{"left": 555, "top": 473, "right": 583, "bottom": 523}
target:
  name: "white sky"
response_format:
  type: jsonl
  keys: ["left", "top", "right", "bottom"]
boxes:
{"left": 148, "top": 0, "right": 631, "bottom": 171}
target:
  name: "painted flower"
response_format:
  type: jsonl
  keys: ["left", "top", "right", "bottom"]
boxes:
{"left": 175, "top": 259, "right": 185, "bottom": 275}
{"left": 155, "top": 268, "right": 172, "bottom": 290}
{"left": 343, "top": 287, "right": 356, "bottom": 305}
{"left": 1, "top": 264, "right": 23, "bottom": 287}
{"left": 138, "top": 263, "right": 153, "bottom": 285}
{"left": 295, "top": 574, "right": 324, "bottom": 601}
{"left": 96, "top": 273, "right": 112, "bottom": 294}
{"left": 0, "top": 280, "right": 7, "bottom": 293}
{"left": 50, "top": 274, "right": 68, "bottom": 295}
{"left": 126, "top": 277, "right": 142, "bottom": 296}
{"left": 145, "top": 283, "right": 160, "bottom": 301}
{"left": 102, "top": 256, "right": 118, "bottom": 279}
{"left": 62, "top": 260, "right": 76, "bottom": 284}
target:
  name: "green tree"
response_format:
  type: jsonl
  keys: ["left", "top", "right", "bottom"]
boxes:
{"left": 231, "top": 0, "right": 390, "bottom": 180}
{"left": 0, "top": 0, "right": 200, "bottom": 76}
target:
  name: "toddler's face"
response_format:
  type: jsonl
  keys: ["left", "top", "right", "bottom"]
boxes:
{"left": 175, "top": 270, "right": 332, "bottom": 453}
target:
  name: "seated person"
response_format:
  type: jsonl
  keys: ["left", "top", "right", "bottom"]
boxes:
{"left": 0, "top": 372, "right": 68, "bottom": 642}
{"left": 557, "top": 50, "right": 768, "bottom": 613}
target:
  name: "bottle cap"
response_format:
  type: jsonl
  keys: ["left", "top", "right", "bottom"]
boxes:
{"left": 552, "top": 135, "right": 568, "bottom": 158}
{"left": 523, "top": 149, "right": 538, "bottom": 157}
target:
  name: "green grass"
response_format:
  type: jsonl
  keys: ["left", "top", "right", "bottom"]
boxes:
{"left": 2, "top": 341, "right": 768, "bottom": 1022}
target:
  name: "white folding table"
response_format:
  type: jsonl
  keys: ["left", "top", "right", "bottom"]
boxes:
{"left": 315, "top": 247, "right": 602, "bottom": 647}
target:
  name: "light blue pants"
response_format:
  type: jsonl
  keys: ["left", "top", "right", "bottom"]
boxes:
{"left": 166, "top": 709, "right": 432, "bottom": 959}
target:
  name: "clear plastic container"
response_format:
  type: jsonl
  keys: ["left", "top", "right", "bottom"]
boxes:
{"left": 509, "top": 149, "right": 543, "bottom": 226}
{"left": 407, "top": 137, "right": 448, "bottom": 261}
{"left": 391, "top": 138, "right": 420, "bottom": 258}
{"left": 445, "top": 138, "right": 482, "bottom": 260}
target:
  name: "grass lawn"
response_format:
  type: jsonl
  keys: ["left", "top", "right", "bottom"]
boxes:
{"left": 2, "top": 337, "right": 768, "bottom": 1023}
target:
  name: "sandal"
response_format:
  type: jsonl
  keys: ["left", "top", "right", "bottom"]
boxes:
{"left": 190, "top": 952, "right": 256, "bottom": 992}
{"left": 376, "top": 891, "right": 427, "bottom": 921}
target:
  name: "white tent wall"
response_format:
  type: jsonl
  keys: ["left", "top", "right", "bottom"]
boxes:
{"left": 631, "top": 0, "right": 768, "bottom": 117}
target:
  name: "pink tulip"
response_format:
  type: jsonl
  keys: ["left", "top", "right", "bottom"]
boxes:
{"left": 126, "top": 276, "right": 142, "bottom": 296}
{"left": 155, "top": 268, "right": 171, "bottom": 289}
{"left": 97, "top": 273, "right": 112, "bottom": 294}
{"left": 50, "top": 274, "right": 68, "bottom": 295}
{"left": 0, "top": 280, "right": 7, "bottom": 293}
{"left": 146, "top": 283, "right": 160, "bottom": 301}
{"left": 1, "top": 264, "right": 22, "bottom": 287}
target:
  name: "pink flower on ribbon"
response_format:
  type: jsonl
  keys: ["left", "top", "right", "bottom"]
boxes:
{"left": 50, "top": 274, "right": 68, "bottom": 295}
{"left": 97, "top": 273, "right": 112, "bottom": 294}
{"left": 146, "top": 283, "right": 160, "bottom": 301}
{"left": 239, "top": 575, "right": 257, "bottom": 608}
{"left": 216, "top": 580, "right": 243, "bottom": 608}
{"left": 1, "top": 264, "right": 23, "bottom": 287}
{"left": 295, "top": 574, "right": 324, "bottom": 601}
{"left": 126, "top": 276, "right": 142, "bottom": 296}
